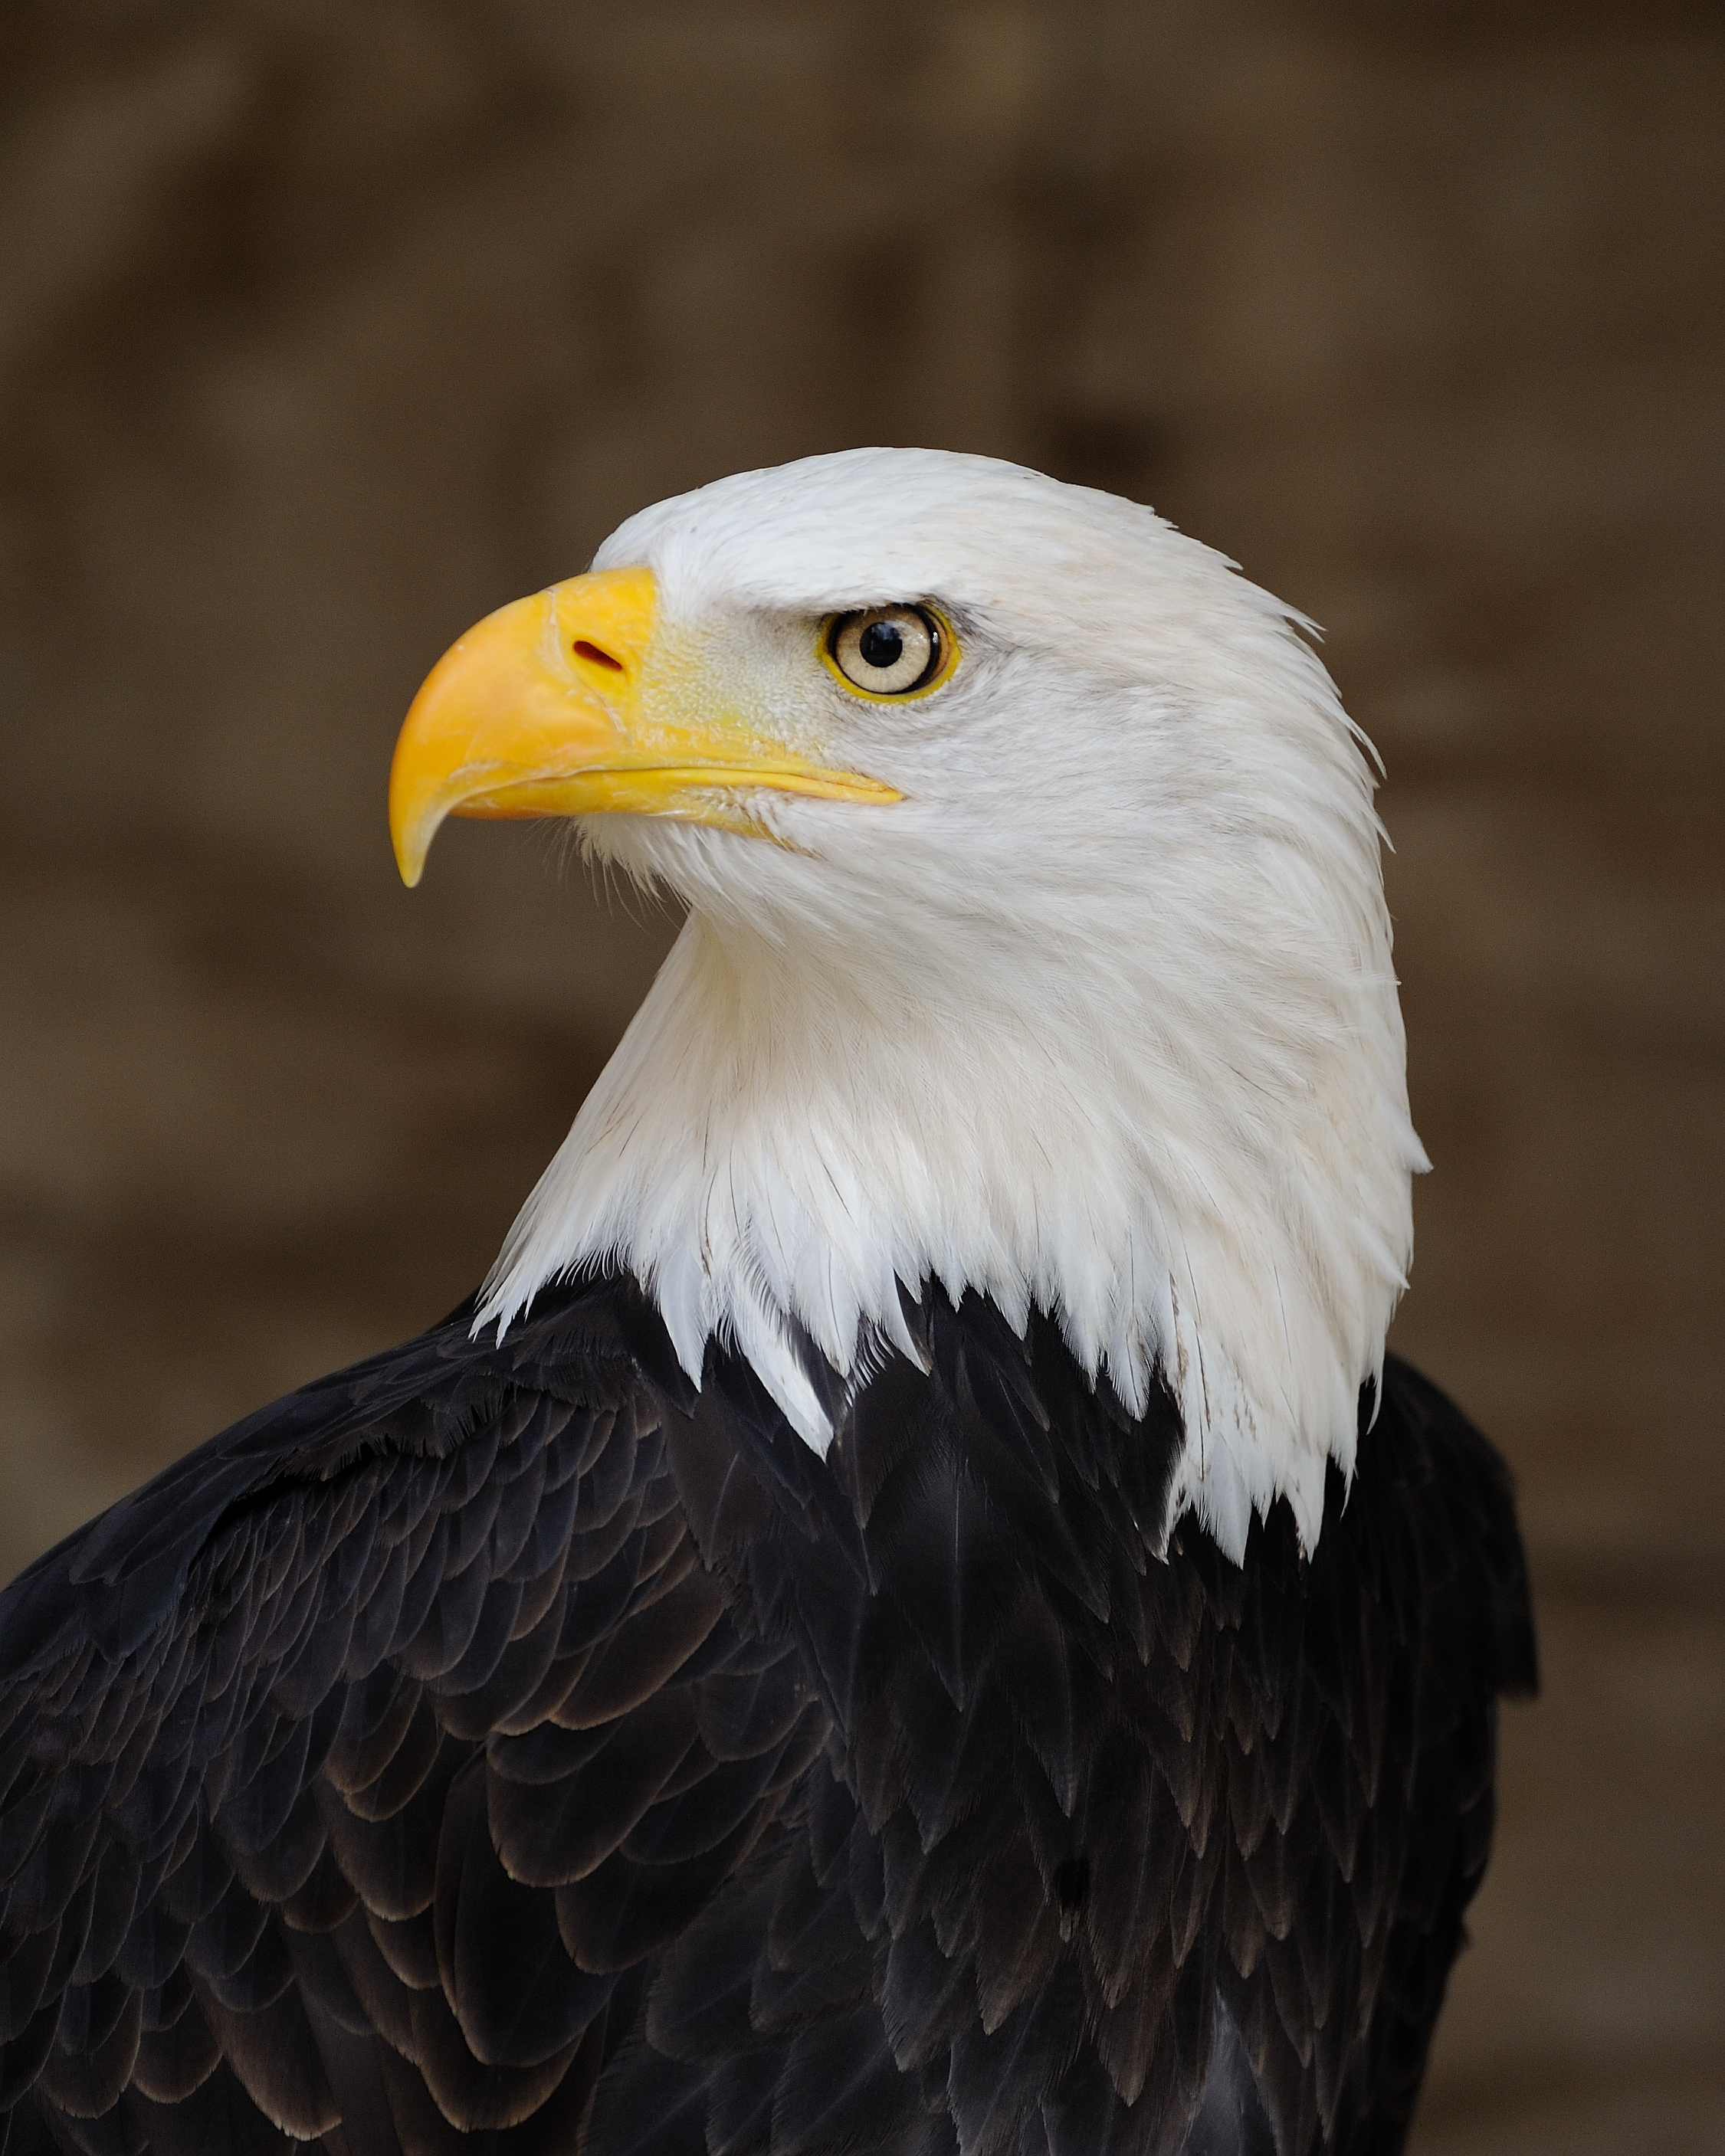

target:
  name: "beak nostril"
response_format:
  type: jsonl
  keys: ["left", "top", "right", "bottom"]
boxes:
{"left": 572, "top": 639, "right": 625, "bottom": 671}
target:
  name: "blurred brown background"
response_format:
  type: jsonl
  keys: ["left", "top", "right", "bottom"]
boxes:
{"left": 1, "top": 2, "right": 1720, "bottom": 2149}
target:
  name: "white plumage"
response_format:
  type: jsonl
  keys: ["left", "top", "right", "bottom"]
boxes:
{"left": 478, "top": 448, "right": 1426, "bottom": 1561}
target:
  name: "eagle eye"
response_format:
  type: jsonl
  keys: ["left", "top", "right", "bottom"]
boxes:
{"left": 827, "top": 605, "right": 946, "bottom": 696}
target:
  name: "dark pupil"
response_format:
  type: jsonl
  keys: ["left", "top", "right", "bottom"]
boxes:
{"left": 858, "top": 620, "right": 904, "bottom": 670}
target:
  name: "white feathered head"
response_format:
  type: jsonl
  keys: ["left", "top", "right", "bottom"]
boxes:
{"left": 391, "top": 449, "right": 1426, "bottom": 1560}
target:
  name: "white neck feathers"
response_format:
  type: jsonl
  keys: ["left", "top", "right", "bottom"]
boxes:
{"left": 475, "top": 451, "right": 1426, "bottom": 1563}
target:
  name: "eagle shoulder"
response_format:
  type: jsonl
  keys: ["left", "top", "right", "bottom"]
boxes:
{"left": 0, "top": 1276, "right": 825, "bottom": 2152}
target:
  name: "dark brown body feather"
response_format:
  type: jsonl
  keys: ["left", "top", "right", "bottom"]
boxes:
{"left": 0, "top": 1274, "right": 1533, "bottom": 2156}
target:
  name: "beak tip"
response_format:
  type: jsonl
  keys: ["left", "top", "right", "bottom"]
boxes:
{"left": 391, "top": 815, "right": 430, "bottom": 888}
{"left": 389, "top": 754, "right": 438, "bottom": 886}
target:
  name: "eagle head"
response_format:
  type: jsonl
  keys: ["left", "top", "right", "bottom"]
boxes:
{"left": 391, "top": 448, "right": 1425, "bottom": 1561}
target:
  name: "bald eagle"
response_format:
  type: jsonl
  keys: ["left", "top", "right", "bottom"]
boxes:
{"left": 0, "top": 451, "right": 1533, "bottom": 2156}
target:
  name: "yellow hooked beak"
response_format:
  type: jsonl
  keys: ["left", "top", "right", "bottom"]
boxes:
{"left": 388, "top": 566, "right": 900, "bottom": 886}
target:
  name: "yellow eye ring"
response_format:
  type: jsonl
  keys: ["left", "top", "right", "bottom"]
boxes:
{"left": 822, "top": 605, "right": 959, "bottom": 700}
